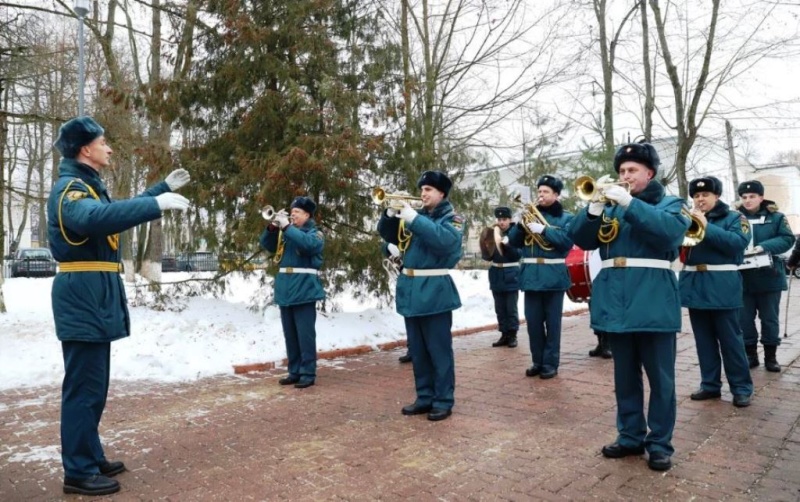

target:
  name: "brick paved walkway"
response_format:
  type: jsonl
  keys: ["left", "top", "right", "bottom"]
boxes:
{"left": 2, "top": 285, "right": 800, "bottom": 501}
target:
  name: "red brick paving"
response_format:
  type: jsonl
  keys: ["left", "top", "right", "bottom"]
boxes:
{"left": 1, "top": 288, "right": 799, "bottom": 501}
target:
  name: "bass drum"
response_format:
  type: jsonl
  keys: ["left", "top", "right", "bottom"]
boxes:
{"left": 566, "top": 245, "right": 601, "bottom": 303}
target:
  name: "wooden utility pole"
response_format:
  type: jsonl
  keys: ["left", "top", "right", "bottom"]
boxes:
{"left": 725, "top": 120, "right": 739, "bottom": 196}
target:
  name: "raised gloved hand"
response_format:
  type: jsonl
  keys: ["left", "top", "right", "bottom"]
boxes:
{"left": 387, "top": 243, "right": 401, "bottom": 257}
{"left": 155, "top": 193, "right": 191, "bottom": 211}
{"left": 527, "top": 222, "right": 545, "bottom": 234}
{"left": 588, "top": 201, "right": 605, "bottom": 216}
{"left": 165, "top": 168, "right": 191, "bottom": 191}
{"left": 395, "top": 201, "right": 417, "bottom": 224}
{"left": 748, "top": 245, "right": 765, "bottom": 255}
{"left": 273, "top": 210, "right": 290, "bottom": 229}
{"left": 603, "top": 185, "right": 632, "bottom": 207}
{"left": 386, "top": 207, "right": 398, "bottom": 218}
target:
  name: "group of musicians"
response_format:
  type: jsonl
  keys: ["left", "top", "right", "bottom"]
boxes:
{"left": 49, "top": 115, "right": 796, "bottom": 495}
{"left": 475, "top": 142, "right": 796, "bottom": 471}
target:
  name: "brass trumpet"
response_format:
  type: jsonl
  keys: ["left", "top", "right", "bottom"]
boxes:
{"left": 681, "top": 207, "right": 706, "bottom": 247}
{"left": 261, "top": 205, "right": 288, "bottom": 221}
{"left": 371, "top": 187, "right": 423, "bottom": 210}
{"left": 575, "top": 175, "right": 631, "bottom": 203}
{"left": 511, "top": 194, "right": 554, "bottom": 251}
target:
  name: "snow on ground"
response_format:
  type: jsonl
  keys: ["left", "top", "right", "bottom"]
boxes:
{"left": 0, "top": 270, "right": 584, "bottom": 390}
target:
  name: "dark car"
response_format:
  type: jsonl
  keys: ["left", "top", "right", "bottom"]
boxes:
{"left": 161, "top": 255, "right": 178, "bottom": 272}
{"left": 176, "top": 252, "right": 219, "bottom": 272}
{"left": 10, "top": 247, "right": 57, "bottom": 278}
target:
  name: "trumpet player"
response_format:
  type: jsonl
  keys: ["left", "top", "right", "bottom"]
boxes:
{"left": 737, "top": 180, "right": 795, "bottom": 372}
{"left": 507, "top": 175, "right": 573, "bottom": 380}
{"left": 377, "top": 171, "right": 464, "bottom": 422}
{"left": 679, "top": 177, "right": 752, "bottom": 407}
{"left": 568, "top": 142, "right": 689, "bottom": 472}
{"left": 259, "top": 196, "right": 325, "bottom": 389}
{"left": 483, "top": 206, "right": 522, "bottom": 348}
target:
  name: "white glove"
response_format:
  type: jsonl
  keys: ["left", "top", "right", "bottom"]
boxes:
{"left": 165, "top": 168, "right": 190, "bottom": 191}
{"left": 603, "top": 185, "right": 632, "bottom": 207}
{"left": 588, "top": 201, "right": 605, "bottom": 216}
{"left": 273, "top": 210, "right": 290, "bottom": 229}
{"left": 751, "top": 245, "right": 764, "bottom": 254}
{"left": 501, "top": 236, "right": 509, "bottom": 245}
{"left": 387, "top": 243, "right": 400, "bottom": 257}
{"left": 386, "top": 207, "right": 398, "bottom": 218}
{"left": 396, "top": 201, "right": 417, "bottom": 224}
{"left": 527, "top": 222, "right": 545, "bottom": 234}
{"left": 155, "top": 192, "right": 191, "bottom": 212}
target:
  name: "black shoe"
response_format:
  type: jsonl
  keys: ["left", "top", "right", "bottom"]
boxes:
{"left": 733, "top": 394, "right": 751, "bottom": 408}
{"left": 398, "top": 353, "right": 412, "bottom": 363}
{"left": 764, "top": 345, "right": 781, "bottom": 373}
{"left": 427, "top": 408, "right": 452, "bottom": 421}
{"left": 401, "top": 403, "right": 432, "bottom": 416}
{"left": 690, "top": 389, "right": 722, "bottom": 401}
{"left": 647, "top": 451, "right": 672, "bottom": 471}
{"left": 745, "top": 345, "right": 759, "bottom": 369}
{"left": 540, "top": 369, "right": 557, "bottom": 380}
{"left": 507, "top": 334, "right": 518, "bottom": 348}
{"left": 525, "top": 365, "right": 541, "bottom": 377}
{"left": 599, "top": 346, "right": 612, "bottom": 359}
{"left": 492, "top": 334, "right": 509, "bottom": 347}
{"left": 99, "top": 460, "right": 125, "bottom": 477}
{"left": 279, "top": 376, "right": 300, "bottom": 386}
{"left": 601, "top": 442, "right": 645, "bottom": 459}
{"left": 588, "top": 344, "right": 603, "bottom": 357}
{"left": 294, "top": 379, "right": 315, "bottom": 389}
{"left": 63, "top": 474, "right": 120, "bottom": 496}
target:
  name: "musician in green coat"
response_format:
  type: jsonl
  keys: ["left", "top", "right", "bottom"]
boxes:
{"left": 737, "top": 180, "right": 796, "bottom": 372}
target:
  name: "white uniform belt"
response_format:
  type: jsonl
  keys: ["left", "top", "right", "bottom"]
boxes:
{"left": 402, "top": 268, "right": 449, "bottom": 277}
{"left": 601, "top": 258, "right": 671, "bottom": 269}
{"left": 683, "top": 264, "right": 739, "bottom": 272}
{"left": 521, "top": 258, "right": 565, "bottom": 265}
{"left": 491, "top": 262, "right": 520, "bottom": 268}
{"left": 278, "top": 267, "right": 319, "bottom": 275}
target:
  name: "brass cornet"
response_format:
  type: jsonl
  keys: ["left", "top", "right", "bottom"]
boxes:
{"left": 575, "top": 176, "right": 631, "bottom": 204}
{"left": 681, "top": 207, "right": 706, "bottom": 247}
{"left": 371, "top": 187, "right": 423, "bottom": 210}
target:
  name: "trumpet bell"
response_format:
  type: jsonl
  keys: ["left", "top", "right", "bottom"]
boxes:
{"left": 261, "top": 205, "right": 275, "bottom": 220}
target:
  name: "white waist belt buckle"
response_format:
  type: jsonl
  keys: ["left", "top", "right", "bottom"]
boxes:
{"left": 403, "top": 268, "right": 449, "bottom": 277}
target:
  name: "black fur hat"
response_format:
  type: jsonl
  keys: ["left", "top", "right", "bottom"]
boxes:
{"left": 689, "top": 176, "right": 722, "bottom": 197}
{"left": 53, "top": 117, "right": 105, "bottom": 159}
{"left": 737, "top": 180, "right": 764, "bottom": 197}
{"left": 417, "top": 170, "right": 452, "bottom": 197}
{"left": 494, "top": 206, "right": 512, "bottom": 218}
{"left": 537, "top": 175, "right": 563, "bottom": 194}
{"left": 613, "top": 142, "right": 660, "bottom": 176}
{"left": 290, "top": 196, "right": 317, "bottom": 216}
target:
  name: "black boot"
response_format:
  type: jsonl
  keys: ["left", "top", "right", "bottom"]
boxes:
{"left": 507, "top": 330, "right": 518, "bottom": 348}
{"left": 588, "top": 336, "right": 603, "bottom": 357}
{"left": 764, "top": 345, "right": 781, "bottom": 372}
{"left": 492, "top": 332, "right": 509, "bottom": 347}
{"left": 745, "top": 344, "right": 759, "bottom": 369}
{"left": 599, "top": 334, "right": 612, "bottom": 359}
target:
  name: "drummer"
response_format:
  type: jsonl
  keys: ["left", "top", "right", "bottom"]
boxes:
{"left": 737, "top": 180, "right": 795, "bottom": 372}
{"left": 679, "top": 176, "right": 752, "bottom": 407}
{"left": 507, "top": 175, "right": 574, "bottom": 380}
